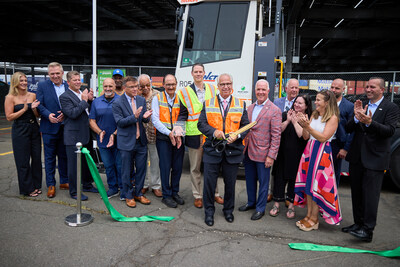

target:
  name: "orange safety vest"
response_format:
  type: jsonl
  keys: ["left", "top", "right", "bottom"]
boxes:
{"left": 157, "top": 91, "right": 180, "bottom": 130}
{"left": 204, "top": 96, "right": 244, "bottom": 139}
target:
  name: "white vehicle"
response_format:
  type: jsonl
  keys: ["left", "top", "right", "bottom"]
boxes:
{"left": 175, "top": 0, "right": 280, "bottom": 105}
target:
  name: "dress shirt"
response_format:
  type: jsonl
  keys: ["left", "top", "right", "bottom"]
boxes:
{"left": 251, "top": 99, "right": 268, "bottom": 123}
{"left": 124, "top": 93, "right": 138, "bottom": 113}
{"left": 284, "top": 97, "right": 294, "bottom": 112}
{"left": 53, "top": 82, "right": 65, "bottom": 105}
{"left": 151, "top": 92, "right": 177, "bottom": 136}
{"left": 218, "top": 94, "right": 232, "bottom": 115}
{"left": 195, "top": 84, "right": 206, "bottom": 104}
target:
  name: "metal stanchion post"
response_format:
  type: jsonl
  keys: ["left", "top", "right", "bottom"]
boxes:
{"left": 65, "top": 142, "right": 94, "bottom": 227}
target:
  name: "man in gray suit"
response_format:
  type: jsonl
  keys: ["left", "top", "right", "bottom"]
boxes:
{"left": 273, "top": 79, "right": 299, "bottom": 112}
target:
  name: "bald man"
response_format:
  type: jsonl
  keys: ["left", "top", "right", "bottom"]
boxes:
{"left": 89, "top": 78, "right": 122, "bottom": 198}
{"left": 330, "top": 78, "right": 354, "bottom": 185}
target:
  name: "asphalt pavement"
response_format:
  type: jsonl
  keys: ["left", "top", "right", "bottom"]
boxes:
{"left": 0, "top": 117, "right": 399, "bottom": 266}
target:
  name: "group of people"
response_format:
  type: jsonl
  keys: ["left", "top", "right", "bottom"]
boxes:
{"left": 5, "top": 62, "right": 399, "bottom": 243}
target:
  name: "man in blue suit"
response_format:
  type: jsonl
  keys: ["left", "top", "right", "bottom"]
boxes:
{"left": 59, "top": 71, "right": 97, "bottom": 200}
{"left": 273, "top": 78, "right": 299, "bottom": 112}
{"left": 36, "top": 62, "right": 69, "bottom": 198}
{"left": 330, "top": 78, "right": 354, "bottom": 185}
{"left": 112, "top": 76, "right": 153, "bottom": 208}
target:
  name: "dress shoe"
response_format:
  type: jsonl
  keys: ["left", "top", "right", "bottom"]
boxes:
{"left": 59, "top": 183, "right": 69, "bottom": 190}
{"left": 224, "top": 213, "right": 234, "bottom": 223}
{"left": 267, "top": 194, "right": 273, "bottom": 203}
{"left": 238, "top": 204, "right": 255, "bottom": 212}
{"left": 126, "top": 198, "right": 136, "bottom": 208}
{"left": 205, "top": 215, "right": 214, "bottom": 226}
{"left": 141, "top": 187, "right": 148, "bottom": 194}
{"left": 215, "top": 196, "right": 224, "bottom": 205}
{"left": 251, "top": 211, "right": 265, "bottom": 220}
{"left": 349, "top": 228, "right": 373, "bottom": 242}
{"left": 83, "top": 186, "right": 99, "bottom": 193}
{"left": 152, "top": 188, "right": 162, "bottom": 197}
{"left": 194, "top": 198, "right": 203, "bottom": 208}
{"left": 172, "top": 194, "right": 185, "bottom": 205}
{"left": 342, "top": 224, "right": 361, "bottom": 233}
{"left": 47, "top": 186, "right": 56, "bottom": 198}
{"left": 134, "top": 195, "right": 151, "bottom": 205}
{"left": 162, "top": 197, "right": 177, "bottom": 208}
{"left": 71, "top": 194, "right": 88, "bottom": 201}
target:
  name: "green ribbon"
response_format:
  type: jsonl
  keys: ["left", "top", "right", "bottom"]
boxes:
{"left": 81, "top": 147, "right": 174, "bottom": 222}
{"left": 288, "top": 243, "right": 400, "bottom": 258}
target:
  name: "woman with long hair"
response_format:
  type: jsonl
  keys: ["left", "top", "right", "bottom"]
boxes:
{"left": 294, "top": 90, "right": 341, "bottom": 231}
{"left": 270, "top": 94, "right": 313, "bottom": 219}
{"left": 4, "top": 72, "right": 42, "bottom": 197}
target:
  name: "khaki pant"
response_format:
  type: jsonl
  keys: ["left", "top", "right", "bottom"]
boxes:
{"left": 188, "top": 146, "right": 220, "bottom": 199}
{"left": 144, "top": 144, "right": 161, "bottom": 190}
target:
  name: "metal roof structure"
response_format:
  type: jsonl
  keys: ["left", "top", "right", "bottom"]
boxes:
{"left": 1, "top": 0, "right": 399, "bottom": 71}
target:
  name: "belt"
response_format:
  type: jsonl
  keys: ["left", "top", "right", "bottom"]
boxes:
{"left": 14, "top": 119, "right": 36, "bottom": 124}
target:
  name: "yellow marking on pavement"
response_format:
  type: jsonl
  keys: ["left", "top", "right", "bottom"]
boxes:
{"left": 0, "top": 151, "right": 13, "bottom": 156}
{"left": 0, "top": 127, "right": 11, "bottom": 130}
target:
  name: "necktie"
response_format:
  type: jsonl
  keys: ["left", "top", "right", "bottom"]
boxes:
{"left": 223, "top": 99, "right": 228, "bottom": 110}
{"left": 132, "top": 97, "right": 140, "bottom": 139}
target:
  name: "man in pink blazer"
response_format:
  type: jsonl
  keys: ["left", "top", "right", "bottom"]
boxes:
{"left": 238, "top": 79, "right": 282, "bottom": 220}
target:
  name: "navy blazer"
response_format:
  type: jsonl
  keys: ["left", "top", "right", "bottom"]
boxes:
{"left": 112, "top": 93, "right": 149, "bottom": 151}
{"left": 36, "top": 79, "right": 69, "bottom": 134}
{"left": 346, "top": 98, "right": 399, "bottom": 170}
{"left": 273, "top": 97, "right": 286, "bottom": 112}
{"left": 59, "top": 89, "right": 90, "bottom": 146}
{"left": 336, "top": 97, "right": 354, "bottom": 151}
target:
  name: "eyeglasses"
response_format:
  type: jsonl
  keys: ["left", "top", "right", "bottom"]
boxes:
{"left": 140, "top": 84, "right": 151, "bottom": 88}
{"left": 219, "top": 82, "right": 232, "bottom": 87}
{"left": 164, "top": 83, "right": 176, "bottom": 87}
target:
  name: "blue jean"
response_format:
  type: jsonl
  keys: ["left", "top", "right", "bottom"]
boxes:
{"left": 244, "top": 151, "right": 270, "bottom": 213}
{"left": 99, "top": 147, "right": 122, "bottom": 191}
{"left": 42, "top": 131, "right": 68, "bottom": 187}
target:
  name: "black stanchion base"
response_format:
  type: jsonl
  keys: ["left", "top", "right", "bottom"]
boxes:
{"left": 65, "top": 213, "right": 94, "bottom": 227}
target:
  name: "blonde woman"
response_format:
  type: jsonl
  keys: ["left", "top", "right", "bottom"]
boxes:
{"left": 294, "top": 90, "right": 341, "bottom": 231}
{"left": 4, "top": 72, "right": 42, "bottom": 197}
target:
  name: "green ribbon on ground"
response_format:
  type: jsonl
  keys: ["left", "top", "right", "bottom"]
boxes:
{"left": 288, "top": 243, "right": 400, "bottom": 258}
{"left": 81, "top": 147, "right": 174, "bottom": 222}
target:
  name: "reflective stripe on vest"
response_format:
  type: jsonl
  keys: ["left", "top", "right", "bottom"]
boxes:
{"left": 204, "top": 96, "right": 244, "bottom": 136}
{"left": 157, "top": 91, "right": 180, "bottom": 130}
{"left": 178, "top": 83, "right": 217, "bottom": 136}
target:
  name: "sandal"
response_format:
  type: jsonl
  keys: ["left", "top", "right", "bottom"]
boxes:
{"left": 296, "top": 216, "right": 309, "bottom": 227}
{"left": 269, "top": 205, "right": 280, "bottom": 217}
{"left": 299, "top": 218, "right": 319, "bottom": 232}
{"left": 34, "top": 189, "right": 42, "bottom": 194}
{"left": 286, "top": 207, "right": 295, "bottom": 219}
{"left": 28, "top": 191, "right": 39, "bottom": 197}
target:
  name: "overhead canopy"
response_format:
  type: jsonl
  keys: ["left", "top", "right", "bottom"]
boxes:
{"left": 1, "top": 0, "right": 399, "bottom": 71}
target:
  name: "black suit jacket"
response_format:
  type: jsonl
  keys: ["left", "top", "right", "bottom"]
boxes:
{"left": 345, "top": 98, "right": 399, "bottom": 170}
{"left": 60, "top": 89, "right": 91, "bottom": 146}
{"left": 198, "top": 96, "right": 250, "bottom": 164}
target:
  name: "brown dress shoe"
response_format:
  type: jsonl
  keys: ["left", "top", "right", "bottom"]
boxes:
{"left": 215, "top": 196, "right": 224, "bottom": 205}
{"left": 141, "top": 187, "right": 148, "bottom": 194}
{"left": 126, "top": 198, "right": 136, "bottom": 208}
{"left": 267, "top": 194, "right": 273, "bottom": 203}
{"left": 59, "top": 183, "right": 69, "bottom": 190}
{"left": 47, "top": 186, "right": 56, "bottom": 198}
{"left": 194, "top": 198, "right": 203, "bottom": 208}
{"left": 152, "top": 189, "right": 162, "bottom": 197}
{"left": 134, "top": 196, "right": 151, "bottom": 205}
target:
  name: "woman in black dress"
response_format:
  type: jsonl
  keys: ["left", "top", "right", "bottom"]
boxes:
{"left": 270, "top": 94, "right": 312, "bottom": 218}
{"left": 4, "top": 72, "right": 42, "bottom": 197}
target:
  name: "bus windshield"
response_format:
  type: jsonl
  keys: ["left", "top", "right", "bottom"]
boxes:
{"left": 181, "top": 2, "right": 249, "bottom": 67}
